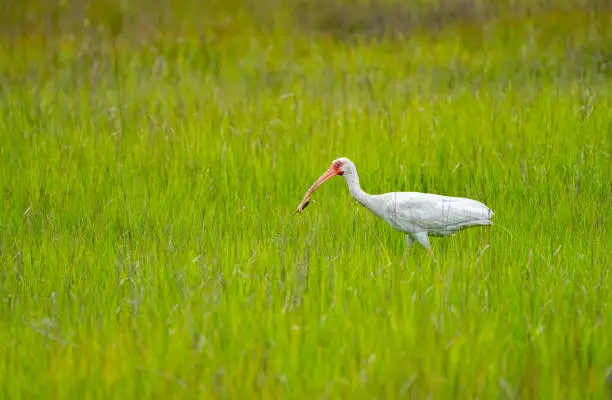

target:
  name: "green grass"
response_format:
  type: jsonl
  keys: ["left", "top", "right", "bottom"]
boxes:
{"left": 0, "top": 1, "right": 611, "bottom": 398}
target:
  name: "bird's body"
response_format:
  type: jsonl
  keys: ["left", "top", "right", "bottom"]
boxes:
{"left": 296, "top": 157, "right": 493, "bottom": 259}
{"left": 367, "top": 191, "right": 493, "bottom": 236}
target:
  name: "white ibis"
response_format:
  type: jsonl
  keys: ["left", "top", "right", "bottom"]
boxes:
{"left": 296, "top": 157, "right": 494, "bottom": 261}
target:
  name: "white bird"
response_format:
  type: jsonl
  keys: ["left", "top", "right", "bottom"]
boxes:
{"left": 296, "top": 157, "right": 494, "bottom": 261}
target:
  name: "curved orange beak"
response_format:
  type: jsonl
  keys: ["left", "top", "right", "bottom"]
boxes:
{"left": 296, "top": 166, "right": 339, "bottom": 213}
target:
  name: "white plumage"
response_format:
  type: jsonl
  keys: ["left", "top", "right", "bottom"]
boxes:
{"left": 296, "top": 157, "right": 494, "bottom": 260}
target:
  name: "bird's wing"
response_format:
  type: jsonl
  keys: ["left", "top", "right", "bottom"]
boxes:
{"left": 379, "top": 192, "right": 492, "bottom": 234}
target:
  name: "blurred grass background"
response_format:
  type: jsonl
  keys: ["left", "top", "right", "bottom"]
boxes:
{"left": 2, "top": 0, "right": 611, "bottom": 102}
{"left": 2, "top": 0, "right": 611, "bottom": 40}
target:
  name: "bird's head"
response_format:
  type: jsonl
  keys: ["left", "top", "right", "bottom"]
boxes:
{"left": 329, "top": 157, "right": 356, "bottom": 177}
{"left": 296, "top": 157, "right": 355, "bottom": 212}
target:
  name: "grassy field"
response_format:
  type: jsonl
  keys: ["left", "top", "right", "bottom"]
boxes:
{"left": 0, "top": 0, "right": 611, "bottom": 398}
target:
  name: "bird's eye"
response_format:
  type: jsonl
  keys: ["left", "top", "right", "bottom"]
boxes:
{"left": 336, "top": 163, "right": 341, "bottom": 167}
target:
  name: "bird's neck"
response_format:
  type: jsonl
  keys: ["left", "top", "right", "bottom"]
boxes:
{"left": 343, "top": 171, "right": 372, "bottom": 209}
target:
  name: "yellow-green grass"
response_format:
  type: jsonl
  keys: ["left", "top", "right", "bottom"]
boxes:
{"left": 0, "top": 2, "right": 610, "bottom": 398}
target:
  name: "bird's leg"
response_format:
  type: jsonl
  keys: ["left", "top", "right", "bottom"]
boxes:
{"left": 427, "top": 248, "right": 438, "bottom": 263}
{"left": 414, "top": 232, "right": 438, "bottom": 263}
{"left": 400, "top": 235, "right": 413, "bottom": 266}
